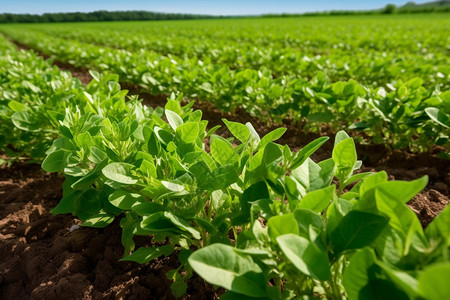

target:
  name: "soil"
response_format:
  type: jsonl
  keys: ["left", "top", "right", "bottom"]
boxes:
{"left": 0, "top": 162, "right": 221, "bottom": 300}
{"left": 1, "top": 38, "right": 449, "bottom": 300}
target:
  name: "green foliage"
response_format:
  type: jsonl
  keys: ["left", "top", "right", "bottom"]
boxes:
{"left": 1, "top": 15, "right": 448, "bottom": 152}
{"left": 0, "top": 23, "right": 448, "bottom": 300}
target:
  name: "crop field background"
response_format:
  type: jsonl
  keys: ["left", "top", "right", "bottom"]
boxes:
{"left": 0, "top": 9, "right": 449, "bottom": 300}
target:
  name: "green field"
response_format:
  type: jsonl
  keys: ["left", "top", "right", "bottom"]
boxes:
{"left": 1, "top": 14, "right": 449, "bottom": 151}
{"left": 0, "top": 13, "right": 449, "bottom": 299}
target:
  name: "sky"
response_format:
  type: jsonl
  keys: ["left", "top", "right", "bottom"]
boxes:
{"left": 0, "top": 0, "right": 429, "bottom": 16}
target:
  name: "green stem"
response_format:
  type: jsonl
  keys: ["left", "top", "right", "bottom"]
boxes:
{"left": 232, "top": 226, "right": 238, "bottom": 247}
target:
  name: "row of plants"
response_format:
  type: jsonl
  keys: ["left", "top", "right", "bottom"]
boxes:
{"left": 0, "top": 35, "right": 84, "bottom": 163}
{"left": 9, "top": 22, "right": 449, "bottom": 89}
{"left": 1, "top": 29, "right": 448, "bottom": 153}
{"left": 1, "top": 39, "right": 449, "bottom": 299}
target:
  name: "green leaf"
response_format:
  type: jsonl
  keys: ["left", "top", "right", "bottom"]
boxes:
{"left": 418, "top": 263, "right": 450, "bottom": 300}
{"left": 102, "top": 162, "right": 138, "bottom": 185}
{"left": 176, "top": 122, "right": 199, "bottom": 144}
{"left": 141, "top": 212, "right": 200, "bottom": 239}
{"left": 299, "top": 185, "right": 335, "bottom": 213}
{"left": 211, "top": 138, "right": 238, "bottom": 165}
{"left": 334, "top": 130, "right": 351, "bottom": 146}
{"left": 377, "top": 260, "right": 419, "bottom": 299}
{"left": 131, "top": 202, "right": 166, "bottom": 216}
{"left": 8, "top": 100, "right": 26, "bottom": 112}
{"left": 82, "top": 213, "right": 114, "bottom": 228}
{"left": 359, "top": 171, "right": 388, "bottom": 200}
{"left": 211, "top": 164, "right": 239, "bottom": 190}
{"left": 109, "top": 190, "right": 144, "bottom": 210}
{"left": 165, "top": 109, "right": 183, "bottom": 131}
{"left": 425, "top": 107, "right": 449, "bottom": 128}
{"left": 89, "top": 146, "right": 107, "bottom": 164}
{"left": 11, "top": 110, "right": 40, "bottom": 132}
{"left": 170, "top": 277, "right": 188, "bottom": 298}
{"left": 42, "top": 149, "right": 71, "bottom": 172}
{"left": 290, "top": 137, "right": 329, "bottom": 170}
{"left": 267, "top": 213, "right": 299, "bottom": 243}
{"left": 330, "top": 211, "right": 389, "bottom": 256}
{"left": 233, "top": 181, "right": 269, "bottom": 225}
{"left": 120, "top": 245, "right": 174, "bottom": 263}
{"left": 332, "top": 138, "right": 357, "bottom": 180}
{"left": 426, "top": 205, "right": 450, "bottom": 246}
{"left": 188, "top": 243, "right": 267, "bottom": 298}
{"left": 277, "top": 234, "right": 331, "bottom": 281}
{"left": 344, "top": 248, "right": 409, "bottom": 300}
{"left": 375, "top": 176, "right": 428, "bottom": 204}
{"left": 222, "top": 119, "right": 250, "bottom": 143}
{"left": 258, "top": 128, "right": 286, "bottom": 150}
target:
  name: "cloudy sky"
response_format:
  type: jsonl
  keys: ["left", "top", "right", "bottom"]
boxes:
{"left": 0, "top": 0, "right": 428, "bottom": 15}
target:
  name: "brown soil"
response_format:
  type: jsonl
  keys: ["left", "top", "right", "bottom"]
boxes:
{"left": 1, "top": 38, "right": 449, "bottom": 300}
{"left": 0, "top": 162, "right": 220, "bottom": 300}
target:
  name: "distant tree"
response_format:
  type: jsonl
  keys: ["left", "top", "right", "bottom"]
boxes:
{"left": 383, "top": 4, "right": 397, "bottom": 14}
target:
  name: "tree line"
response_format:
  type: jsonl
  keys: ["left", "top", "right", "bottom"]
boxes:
{"left": 0, "top": 10, "right": 222, "bottom": 23}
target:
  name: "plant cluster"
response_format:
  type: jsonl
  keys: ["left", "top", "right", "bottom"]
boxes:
{"left": 0, "top": 27, "right": 449, "bottom": 300}
{"left": 1, "top": 25, "right": 448, "bottom": 153}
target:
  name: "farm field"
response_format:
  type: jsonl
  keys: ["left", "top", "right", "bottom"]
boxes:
{"left": 0, "top": 14, "right": 449, "bottom": 299}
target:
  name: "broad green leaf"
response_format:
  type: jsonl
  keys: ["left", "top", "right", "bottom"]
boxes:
{"left": 358, "top": 171, "right": 388, "bottom": 201}
{"left": 141, "top": 212, "right": 200, "bottom": 239}
{"left": 334, "top": 130, "right": 351, "bottom": 146}
{"left": 11, "top": 110, "right": 40, "bottom": 132}
{"left": 262, "top": 142, "right": 283, "bottom": 168}
{"left": 293, "top": 209, "right": 325, "bottom": 240}
{"left": 330, "top": 211, "right": 389, "bottom": 256}
{"left": 332, "top": 138, "right": 357, "bottom": 180}
{"left": 291, "top": 158, "right": 335, "bottom": 193}
{"left": 377, "top": 260, "right": 419, "bottom": 299}
{"left": 165, "top": 99, "right": 181, "bottom": 114}
{"left": 109, "top": 190, "right": 144, "bottom": 210}
{"left": 344, "top": 248, "right": 409, "bottom": 300}
{"left": 374, "top": 187, "right": 428, "bottom": 252}
{"left": 82, "top": 212, "right": 114, "bottom": 228}
{"left": 8, "top": 100, "right": 25, "bottom": 112}
{"left": 233, "top": 181, "right": 269, "bottom": 225}
{"left": 299, "top": 185, "right": 335, "bottom": 213}
{"left": 89, "top": 146, "right": 107, "bottom": 164}
{"left": 267, "top": 213, "right": 299, "bottom": 243}
{"left": 277, "top": 234, "right": 331, "bottom": 281}
{"left": 211, "top": 164, "right": 239, "bottom": 190}
{"left": 258, "top": 128, "right": 286, "bottom": 150}
{"left": 131, "top": 202, "right": 166, "bottom": 216}
{"left": 222, "top": 119, "right": 250, "bottom": 143}
{"left": 418, "top": 263, "right": 450, "bottom": 300}
{"left": 165, "top": 109, "right": 183, "bottom": 131}
{"left": 211, "top": 138, "right": 238, "bottom": 165}
{"left": 373, "top": 176, "right": 428, "bottom": 204}
{"left": 42, "top": 149, "right": 71, "bottom": 172}
{"left": 176, "top": 122, "right": 199, "bottom": 144}
{"left": 425, "top": 107, "right": 449, "bottom": 128}
{"left": 188, "top": 243, "right": 267, "bottom": 297}
{"left": 102, "top": 162, "right": 138, "bottom": 185}
{"left": 426, "top": 204, "right": 450, "bottom": 246}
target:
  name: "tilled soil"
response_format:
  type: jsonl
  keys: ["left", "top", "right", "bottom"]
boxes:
{"left": 0, "top": 163, "right": 220, "bottom": 300}
{"left": 1, "top": 40, "right": 449, "bottom": 299}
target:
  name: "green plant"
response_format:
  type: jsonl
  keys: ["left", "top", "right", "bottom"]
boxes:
{"left": 189, "top": 131, "right": 450, "bottom": 299}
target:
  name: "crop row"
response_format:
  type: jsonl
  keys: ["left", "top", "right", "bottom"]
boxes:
{"left": 9, "top": 21, "right": 450, "bottom": 88}
{"left": 1, "top": 28, "right": 448, "bottom": 153}
{"left": 1, "top": 36, "right": 449, "bottom": 299}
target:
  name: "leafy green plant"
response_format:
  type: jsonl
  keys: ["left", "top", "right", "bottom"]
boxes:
{"left": 1, "top": 23, "right": 448, "bottom": 152}
{"left": 189, "top": 132, "right": 449, "bottom": 299}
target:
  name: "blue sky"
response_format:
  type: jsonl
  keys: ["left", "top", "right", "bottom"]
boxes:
{"left": 0, "top": 0, "right": 429, "bottom": 15}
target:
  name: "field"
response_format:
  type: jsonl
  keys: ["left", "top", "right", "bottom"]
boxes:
{"left": 0, "top": 14, "right": 449, "bottom": 299}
